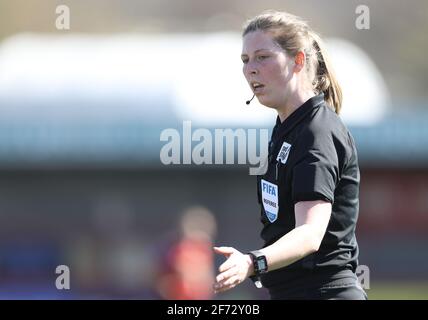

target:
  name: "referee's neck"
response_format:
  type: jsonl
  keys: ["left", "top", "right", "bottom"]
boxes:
{"left": 277, "top": 91, "right": 316, "bottom": 123}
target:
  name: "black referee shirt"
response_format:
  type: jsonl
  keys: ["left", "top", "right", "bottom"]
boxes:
{"left": 256, "top": 93, "right": 360, "bottom": 289}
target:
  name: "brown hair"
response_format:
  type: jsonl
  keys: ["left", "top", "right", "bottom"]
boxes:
{"left": 243, "top": 11, "right": 342, "bottom": 114}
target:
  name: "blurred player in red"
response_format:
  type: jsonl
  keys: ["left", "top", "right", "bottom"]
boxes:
{"left": 155, "top": 206, "right": 217, "bottom": 300}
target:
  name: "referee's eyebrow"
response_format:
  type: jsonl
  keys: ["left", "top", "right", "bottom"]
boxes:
{"left": 241, "top": 48, "right": 271, "bottom": 57}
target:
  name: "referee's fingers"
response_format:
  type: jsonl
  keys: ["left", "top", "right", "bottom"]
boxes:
{"left": 215, "top": 265, "right": 237, "bottom": 283}
{"left": 214, "top": 275, "right": 240, "bottom": 293}
{"left": 222, "top": 274, "right": 241, "bottom": 287}
{"left": 218, "top": 259, "right": 235, "bottom": 273}
{"left": 213, "top": 246, "right": 236, "bottom": 257}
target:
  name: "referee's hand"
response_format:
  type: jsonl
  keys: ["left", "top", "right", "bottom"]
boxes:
{"left": 213, "top": 246, "right": 253, "bottom": 294}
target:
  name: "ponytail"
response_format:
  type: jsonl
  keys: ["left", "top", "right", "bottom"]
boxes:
{"left": 310, "top": 31, "right": 343, "bottom": 114}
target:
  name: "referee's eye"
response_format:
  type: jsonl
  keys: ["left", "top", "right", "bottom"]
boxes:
{"left": 241, "top": 53, "right": 249, "bottom": 63}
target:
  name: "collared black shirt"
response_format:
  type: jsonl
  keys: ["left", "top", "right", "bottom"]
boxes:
{"left": 257, "top": 93, "right": 360, "bottom": 290}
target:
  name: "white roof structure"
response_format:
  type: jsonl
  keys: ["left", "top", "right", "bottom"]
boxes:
{"left": 0, "top": 33, "right": 389, "bottom": 126}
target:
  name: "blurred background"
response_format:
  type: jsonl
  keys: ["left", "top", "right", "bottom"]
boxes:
{"left": 0, "top": 0, "right": 427, "bottom": 299}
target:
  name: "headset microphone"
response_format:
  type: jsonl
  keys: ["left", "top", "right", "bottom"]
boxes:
{"left": 246, "top": 94, "right": 256, "bottom": 105}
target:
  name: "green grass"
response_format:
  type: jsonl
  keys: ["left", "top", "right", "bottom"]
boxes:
{"left": 367, "top": 282, "right": 428, "bottom": 300}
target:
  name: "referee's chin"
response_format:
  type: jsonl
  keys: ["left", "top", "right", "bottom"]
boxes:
{"left": 257, "top": 97, "right": 276, "bottom": 109}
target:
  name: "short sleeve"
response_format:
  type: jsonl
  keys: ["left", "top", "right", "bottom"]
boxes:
{"left": 291, "top": 127, "right": 339, "bottom": 204}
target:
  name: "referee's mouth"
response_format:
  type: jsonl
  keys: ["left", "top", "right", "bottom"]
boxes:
{"left": 251, "top": 81, "right": 265, "bottom": 94}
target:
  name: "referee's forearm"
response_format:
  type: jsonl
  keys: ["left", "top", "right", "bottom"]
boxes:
{"left": 258, "top": 224, "right": 320, "bottom": 272}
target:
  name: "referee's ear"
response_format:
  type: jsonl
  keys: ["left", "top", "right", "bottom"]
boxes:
{"left": 293, "top": 51, "right": 305, "bottom": 73}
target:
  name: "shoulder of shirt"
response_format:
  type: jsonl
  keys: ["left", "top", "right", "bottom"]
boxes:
{"left": 293, "top": 101, "right": 352, "bottom": 153}
{"left": 306, "top": 101, "right": 349, "bottom": 138}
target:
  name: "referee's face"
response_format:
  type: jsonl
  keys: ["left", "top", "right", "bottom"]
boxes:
{"left": 241, "top": 30, "right": 295, "bottom": 110}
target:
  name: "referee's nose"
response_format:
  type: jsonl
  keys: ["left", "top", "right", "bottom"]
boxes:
{"left": 243, "top": 61, "right": 259, "bottom": 82}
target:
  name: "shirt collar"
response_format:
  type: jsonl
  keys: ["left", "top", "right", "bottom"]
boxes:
{"left": 273, "top": 93, "right": 325, "bottom": 139}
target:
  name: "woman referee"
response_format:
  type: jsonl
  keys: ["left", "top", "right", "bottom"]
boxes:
{"left": 213, "top": 11, "right": 367, "bottom": 300}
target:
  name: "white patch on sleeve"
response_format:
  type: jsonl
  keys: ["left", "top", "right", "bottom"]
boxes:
{"left": 276, "top": 141, "right": 292, "bottom": 164}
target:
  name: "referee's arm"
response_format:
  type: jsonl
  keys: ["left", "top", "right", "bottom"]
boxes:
{"left": 258, "top": 200, "right": 331, "bottom": 272}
